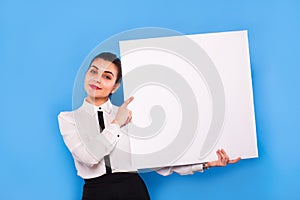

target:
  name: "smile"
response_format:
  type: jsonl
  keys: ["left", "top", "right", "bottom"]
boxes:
{"left": 89, "top": 84, "right": 101, "bottom": 90}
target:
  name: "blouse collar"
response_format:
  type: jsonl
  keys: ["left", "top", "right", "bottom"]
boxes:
{"left": 82, "top": 98, "right": 113, "bottom": 116}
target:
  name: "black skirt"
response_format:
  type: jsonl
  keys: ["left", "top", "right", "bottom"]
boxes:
{"left": 82, "top": 172, "right": 150, "bottom": 200}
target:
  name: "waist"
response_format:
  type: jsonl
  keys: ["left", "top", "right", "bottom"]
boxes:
{"left": 75, "top": 159, "right": 137, "bottom": 179}
{"left": 84, "top": 172, "right": 139, "bottom": 184}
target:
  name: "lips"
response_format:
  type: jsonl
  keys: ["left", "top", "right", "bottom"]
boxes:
{"left": 89, "top": 84, "right": 101, "bottom": 90}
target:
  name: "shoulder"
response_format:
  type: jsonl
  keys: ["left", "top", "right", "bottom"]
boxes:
{"left": 58, "top": 110, "right": 76, "bottom": 124}
{"left": 111, "top": 104, "right": 120, "bottom": 110}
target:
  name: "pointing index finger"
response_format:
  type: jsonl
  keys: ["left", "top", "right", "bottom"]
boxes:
{"left": 123, "top": 96, "right": 134, "bottom": 107}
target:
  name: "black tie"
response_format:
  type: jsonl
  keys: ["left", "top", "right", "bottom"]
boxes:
{"left": 97, "top": 109, "right": 112, "bottom": 174}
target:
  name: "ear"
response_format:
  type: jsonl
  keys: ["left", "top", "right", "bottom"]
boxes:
{"left": 111, "top": 82, "right": 120, "bottom": 94}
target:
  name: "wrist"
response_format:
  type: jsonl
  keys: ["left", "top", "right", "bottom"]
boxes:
{"left": 203, "top": 162, "right": 210, "bottom": 170}
{"left": 111, "top": 120, "right": 121, "bottom": 127}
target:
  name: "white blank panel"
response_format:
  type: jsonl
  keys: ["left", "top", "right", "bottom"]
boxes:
{"left": 119, "top": 30, "right": 258, "bottom": 169}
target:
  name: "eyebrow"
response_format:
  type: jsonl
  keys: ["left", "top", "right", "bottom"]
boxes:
{"left": 90, "top": 65, "right": 115, "bottom": 77}
{"left": 103, "top": 71, "right": 114, "bottom": 77}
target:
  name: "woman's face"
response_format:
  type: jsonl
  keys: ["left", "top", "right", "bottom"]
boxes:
{"left": 84, "top": 58, "right": 120, "bottom": 100}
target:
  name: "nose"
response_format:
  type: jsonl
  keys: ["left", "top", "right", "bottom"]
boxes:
{"left": 96, "top": 72, "right": 103, "bottom": 83}
{"left": 96, "top": 77, "right": 101, "bottom": 83}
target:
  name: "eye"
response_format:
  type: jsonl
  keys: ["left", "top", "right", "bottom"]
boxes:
{"left": 104, "top": 75, "right": 112, "bottom": 80}
{"left": 90, "top": 69, "right": 97, "bottom": 74}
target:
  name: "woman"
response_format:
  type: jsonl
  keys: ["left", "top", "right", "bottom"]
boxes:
{"left": 58, "top": 52, "right": 240, "bottom": 200}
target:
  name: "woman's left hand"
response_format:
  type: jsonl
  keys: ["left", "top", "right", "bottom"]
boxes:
{"left": 206, "top": 149, "right": 241, "bottom": 168}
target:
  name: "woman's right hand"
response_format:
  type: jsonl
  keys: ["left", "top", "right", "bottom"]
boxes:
{"left": 112, "top": 96, "right": 134, "bottom": 127}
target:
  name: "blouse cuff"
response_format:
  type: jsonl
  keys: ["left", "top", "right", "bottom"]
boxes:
{"left": 104, "top": 123, "right": 123, "bottom": 140}
{"left": 192, "top": 163, "right": 204, "bottom": 172}
{"left": 86, "top": 124, "right": 123, "bottom": 161}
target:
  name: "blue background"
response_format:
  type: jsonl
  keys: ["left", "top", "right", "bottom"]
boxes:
{"left": 1, "top": 0, "right": 299, "bottom": 199}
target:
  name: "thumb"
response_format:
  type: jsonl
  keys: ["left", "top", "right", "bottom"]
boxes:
{"left": 228, "top": 157, "right": 242, "bottom": 164}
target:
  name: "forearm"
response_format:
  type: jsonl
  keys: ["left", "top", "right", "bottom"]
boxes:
{"left": 83, "top": 123, "right": 123, "bottom": 161}
{"left": 156, "top": 163, "right": 205, "bottom": 176}
{"left": 58, "top": 113, "right": 123, "bottom": 165}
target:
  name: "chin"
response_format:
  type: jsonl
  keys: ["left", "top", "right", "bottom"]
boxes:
{"left": 89, "top": 93, "right": 109, "bottom": 99}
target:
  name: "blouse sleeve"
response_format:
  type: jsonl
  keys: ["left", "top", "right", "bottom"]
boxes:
{"left": 155, "top": 163, "right": 204, "bottom": 176}
{"left": 58, "top": 112, "right": 123, "bottom": 166}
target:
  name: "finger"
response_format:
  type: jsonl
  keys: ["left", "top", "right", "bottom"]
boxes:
{"left": 218, "top": 150, "right": 228, "bottom": 165}
{"left": 128, "top": 115, "right": 132, "bottom": 123}
{"left": 127, "top": 109, "right": 133, "bottom": 123}
{"left": 216, "top": 150, "right": 222, "bottom": 161}
{"left": 125, "top": 118, "right": 129, "bottom": 125}
{"left": 228, "top": 157, "right": 242, "bottom": 164}
{"left": 221, "top": 149, "right": 229, "bottom": 158}
{"left": 218, "top": 149, "right": 225, "bottom": 162}
{"left": 221, "top": 149, "right": 229, "bottom": 163}
{"left": 122, "top": 96, "right": 134, "bottom": 107}
{"left": 128, "top": 110, "right": 132, "bottom": 120}
{"left": 127, "top": 110, "right": 132, "bottom": 122}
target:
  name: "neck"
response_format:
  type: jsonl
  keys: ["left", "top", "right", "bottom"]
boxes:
{"left": 86, "top": 96, "right": 109, "bottom": 107}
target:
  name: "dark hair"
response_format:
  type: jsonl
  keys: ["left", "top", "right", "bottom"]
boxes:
{"left": 89, "top": 52, "right": 122, "bottom": 84}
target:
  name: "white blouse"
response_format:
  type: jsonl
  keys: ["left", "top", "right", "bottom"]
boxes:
{"left": 58, "top": 99, "right": 204, "bottom": 179}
